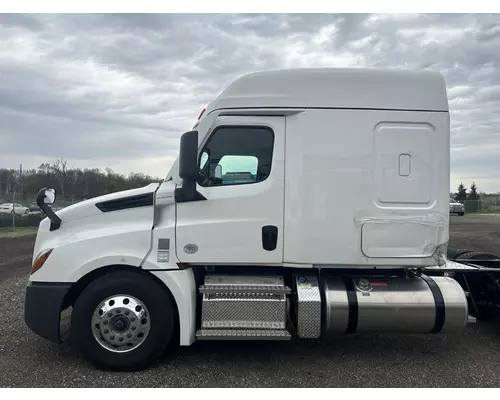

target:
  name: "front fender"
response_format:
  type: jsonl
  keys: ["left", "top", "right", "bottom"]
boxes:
{"left": 30, "top": 230, "right": 151, "bottom": 283}
{"left": 30, "top": 207, "right": 154, "bottom": 283}
{"left": 29, "top": 226, "right": 196, "bottom": 346}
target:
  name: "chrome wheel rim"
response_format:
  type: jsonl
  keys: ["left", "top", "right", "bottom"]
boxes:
{"left": 91, "top": 295, "right": 151, "bottom": 353}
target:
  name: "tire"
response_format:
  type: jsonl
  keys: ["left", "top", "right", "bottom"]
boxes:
{"left": 456, "top": 252, "right": 500, "bottom": 321}
{"left": 447, "top": 248, "right": 472, "bottom": 260}
{"left": 71, "top": 271, "right": 176, "bottom": 371}
{"left": 458, "top": 212, "right": 464, "bottom": 216}
{"left": 456, "top": 252, "right": 499, "bottom": 261}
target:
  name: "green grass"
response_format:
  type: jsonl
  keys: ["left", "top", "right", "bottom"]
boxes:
{"left": 0, "top": 227, "right": 38, "bottom": 238}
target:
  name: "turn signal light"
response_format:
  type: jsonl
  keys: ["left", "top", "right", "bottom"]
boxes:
{"left": 31, "top": 249, "right": 53, "bottom": 275}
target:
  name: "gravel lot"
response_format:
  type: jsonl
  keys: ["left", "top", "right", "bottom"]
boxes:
{"left": 1, "top": 214, "right": 500, "bottom": 388}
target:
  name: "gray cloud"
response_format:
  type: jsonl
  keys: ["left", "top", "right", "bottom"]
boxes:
{"left": 0, "top": 13, "right": 499, "bottom": 192}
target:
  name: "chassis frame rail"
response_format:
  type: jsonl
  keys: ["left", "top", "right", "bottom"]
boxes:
{"left": 423, "top": 248, "right": 500, "bottom": 321}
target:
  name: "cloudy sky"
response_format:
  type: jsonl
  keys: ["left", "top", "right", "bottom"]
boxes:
{"left": 0, "top": 13, "right": 499, "bottom": 192}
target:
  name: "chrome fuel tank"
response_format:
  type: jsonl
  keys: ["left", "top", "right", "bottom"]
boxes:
{"left": 321, "top": 275, "right": 468, "bottom": 335}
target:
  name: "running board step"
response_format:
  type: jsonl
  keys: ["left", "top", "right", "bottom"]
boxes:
{"left": 196, "top": 329, "right": 292, "bottom": 340}
{"left": 199, "top": 284, "right": 291, "bottom": 295}
{"left": 200, "top": 275, "right": 290, "bottom": 295}
{"left": 199, "top": 274, "right": 289, "bottom": 331}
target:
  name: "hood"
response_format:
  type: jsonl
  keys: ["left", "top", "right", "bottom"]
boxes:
{"left": 54, "top": 183, "right": 160, "bottom": 223}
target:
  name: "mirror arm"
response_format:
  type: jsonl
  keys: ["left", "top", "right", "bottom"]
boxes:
{"left": 36, "top": 188, "right": 62, "bottom": 231}
{"left": 175, "top": 181, "right": 206, "bottom": 203}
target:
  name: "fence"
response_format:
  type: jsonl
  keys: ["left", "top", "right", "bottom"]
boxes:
{"left": 0, "top": 199, "right": 80, "bottom": 231}
{"left": 461, "top": 199, "right": 500, "bottom": 214}
{"left": 0, "top": 213, "right": 44, "bottom": 228}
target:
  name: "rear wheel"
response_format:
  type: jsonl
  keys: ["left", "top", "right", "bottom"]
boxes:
{"left": 71, "top": 271, "right": 176, "bottom": 371}
{"left": 447, "top": 248, "right": 471, "bottom": 259}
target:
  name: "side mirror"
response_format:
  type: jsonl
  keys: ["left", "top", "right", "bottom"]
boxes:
{"left": 36, "top": 188, "right": 56, "bottom": 207}
{"left": 36, "top": 188, "right": 62, "bottom": 231}
{"left": 175, "top": 131, "right": 206, "bottom": 203}
{"left": 44, "top": 188, "right": 56, "bottom": 204}
{"left": 178, "top": 130, "right": 199, "bottom": 183}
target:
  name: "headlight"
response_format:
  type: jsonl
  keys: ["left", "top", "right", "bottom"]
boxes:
{"left": 31, "top": 249, "right": 53, "bottom": 275}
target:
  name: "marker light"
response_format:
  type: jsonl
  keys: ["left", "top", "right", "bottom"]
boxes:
{"left": 31, "top": 249, "right": 53, "bottom": 275}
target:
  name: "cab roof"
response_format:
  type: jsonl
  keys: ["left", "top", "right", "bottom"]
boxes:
{"left": 205, "top": 68, "right": 449, "bottom": 114}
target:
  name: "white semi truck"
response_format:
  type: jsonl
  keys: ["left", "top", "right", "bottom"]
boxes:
{"left": 24, "top": 68, "right": 500, "bottom": 371}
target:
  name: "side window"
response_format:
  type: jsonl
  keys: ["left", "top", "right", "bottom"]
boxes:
{"left": 198, "top": 126, "right": 274, "bottom": 187}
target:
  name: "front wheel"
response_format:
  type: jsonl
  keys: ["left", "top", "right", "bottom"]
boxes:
{"left": 71, "top": 271, "right": 177, "bottom": 371}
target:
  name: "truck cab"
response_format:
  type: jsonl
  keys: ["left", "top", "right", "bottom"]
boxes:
{"left": 25, "top": 68, "right": 471, "bottom": 371}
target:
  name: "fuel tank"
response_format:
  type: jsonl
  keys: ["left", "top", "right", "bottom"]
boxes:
{"left": 321, "top": 275, "right": 468, "bottom": 335}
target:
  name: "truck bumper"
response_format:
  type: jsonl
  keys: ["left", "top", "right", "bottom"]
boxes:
{"left": 24, "top": 281, "right": 72, "bottom": 344}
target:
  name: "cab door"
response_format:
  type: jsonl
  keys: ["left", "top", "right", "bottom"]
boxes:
{"left": 175, "top": 115, "right": 285, "bottom": 265}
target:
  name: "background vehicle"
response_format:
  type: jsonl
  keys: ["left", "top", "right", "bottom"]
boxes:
{"left": 28, "top": 202, "right": 43, "bottom": 215}
{"left": 450, "top": 198, "right": 465, "bottom": 215}
{"left": 24, "top": 68, "right": 500, "bottom": 371}
{"left": 0, "top": 202, "right": 30, "bottom": 216}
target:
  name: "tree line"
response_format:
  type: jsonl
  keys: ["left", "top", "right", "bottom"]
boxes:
{"left": 0, "top": 159, "right": 160, "bottom": 203}
{"left": 451, "top": 182, "right": 500, "bottom": 213}
{"left": 453, "top": 182, "right": 480, "bottom": 202}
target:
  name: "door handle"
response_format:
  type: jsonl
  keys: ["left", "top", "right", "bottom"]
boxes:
{"left": 262, "top": 225, "right": 278, "bottom": 251}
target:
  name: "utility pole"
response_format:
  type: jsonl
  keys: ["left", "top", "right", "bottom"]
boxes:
{"left": 20, "top": 164, "right": 23, "bottom": 197}
{"left": 12, "top": 181, "right": 15, "bottom": 232}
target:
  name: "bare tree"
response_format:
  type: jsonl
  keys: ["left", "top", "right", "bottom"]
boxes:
{"left": 50, "top": 159, "right": 68, "bottom": 199}
{"left": 1, "top": 161, "right": 159, "bottom": 202}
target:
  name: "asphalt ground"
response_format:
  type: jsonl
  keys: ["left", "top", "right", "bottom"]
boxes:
{"left": 1, "top": 214, "right": 500, "bottom": 388}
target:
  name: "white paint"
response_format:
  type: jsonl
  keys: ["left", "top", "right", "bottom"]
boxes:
{"left": 175, "top": 115, "right": 286, "bottom": 264}
{"left": 374, "top": 122, "right": 435, "bottom": 205}
{"left": 150, "top": 269, "right": 197, "bottom": 346}
{"left": 53, "top": 183, "right": 159, "bottom": 223}
{"left": 30, "top": 196, "right": 155, "bottom": 282}
{"left": 283, "top": 108, "right": 449, "bottom": 266}
{"left": 143, "top": 179, "right": 179, "bottom": 270}
{"left": 205, "top": 68, "right": 448, "bottom": 114}
{"left": 398, "top": 154, "right": 411, "bottom": 177}
{"left": 27, "top": 68, "right": 452, "bottom": 347}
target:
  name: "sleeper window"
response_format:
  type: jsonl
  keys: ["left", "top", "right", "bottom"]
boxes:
{"left": 197, "top": 126, "right": 274, "bottom": 187}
